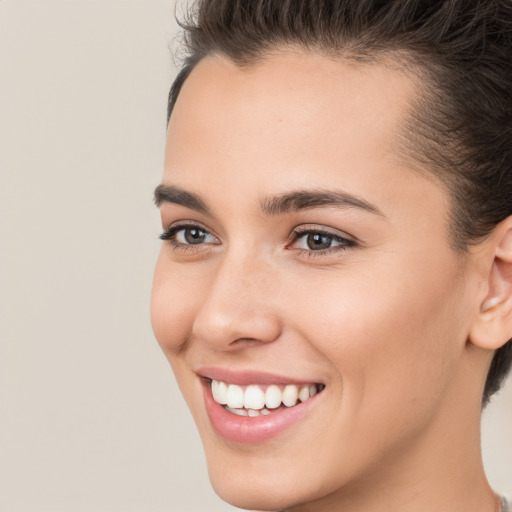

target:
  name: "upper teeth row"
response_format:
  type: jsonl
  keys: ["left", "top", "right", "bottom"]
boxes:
{"left": 211, "top": 380, "right": 318, "bottom": 410}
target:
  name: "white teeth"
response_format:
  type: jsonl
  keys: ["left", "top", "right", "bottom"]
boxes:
{"left": 265, "top": 385, "right": 282, "bottom": 409}
{"left": 282, "top": 384, "right": 299, "bottom": 407}
{"left": 226, "top": 384, "right": 244, "bottom": 409}
{"left": 218, "top": 381, "right": 228, "bottom": 403}
{"left": 210, "top": 379, "right": 322, "bottom": 413}
{"left": 212, "top": 380, "right": 228, "bottom": 405}
{"left": 244, "top": 385, "right": 266, "bottom": 410}
{"left": 225, "top": 406, "right": 248, "bottom": 416}
{"left": 299, "top": 385, "right": 310, "bottom": 402}
{"left": 211, "top": 380, "right": 228, "bottom": 404}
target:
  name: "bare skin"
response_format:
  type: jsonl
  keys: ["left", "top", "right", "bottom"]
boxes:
{"left": 151, "top": 49, "right": 512, "bottom": 512}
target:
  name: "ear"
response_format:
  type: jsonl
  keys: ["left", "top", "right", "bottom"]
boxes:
{"left": 469, "top": 216, "right": 512, "bottom": 350}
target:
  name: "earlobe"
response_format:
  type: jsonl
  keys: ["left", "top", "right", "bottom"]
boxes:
{"left": 469, "top": 217, "right": 512, "bottom": 351}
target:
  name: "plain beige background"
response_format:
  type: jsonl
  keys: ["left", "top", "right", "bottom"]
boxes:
{"left": 0, "top": 1, "right": 510, "bottom": 511}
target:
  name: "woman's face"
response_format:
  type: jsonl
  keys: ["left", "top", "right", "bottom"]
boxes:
{"left": 151, "top": 51, "right": 480, "bottom": 510}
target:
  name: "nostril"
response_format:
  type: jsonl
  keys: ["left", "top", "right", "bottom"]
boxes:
{"left": 229, "top": 337, "right": 263, "bottom": 346}
{"left": 193, "top": 307, "right": 282, "bottom": 349}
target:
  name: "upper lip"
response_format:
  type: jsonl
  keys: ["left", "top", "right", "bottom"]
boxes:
{"left": 197, "top": 366, "right": 322, "bottom": 386}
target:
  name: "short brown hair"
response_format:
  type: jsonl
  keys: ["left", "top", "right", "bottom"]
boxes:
{"left": 167, "top": 0, "right": 512, "bottom": 404}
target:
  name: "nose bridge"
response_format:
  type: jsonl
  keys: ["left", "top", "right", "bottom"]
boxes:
{"left": 192, "top": 247, "right": 281, "bottom": 348}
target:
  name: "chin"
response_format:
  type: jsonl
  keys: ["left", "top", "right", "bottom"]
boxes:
{"left": 202, "top": 441, "right": 337, "bottom": 512}
{"left": 208, "top": 469, "right": 305, "bottom": 512}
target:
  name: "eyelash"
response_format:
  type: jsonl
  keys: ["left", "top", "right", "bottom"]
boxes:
{"left": 159, "top": 222, "right": 218, "bottom": 252}
{"left": 159, "top": 223, "right": 356, "bottom": 258}
{"left": 290, "top": 226, "right": 355, "bottom": 258}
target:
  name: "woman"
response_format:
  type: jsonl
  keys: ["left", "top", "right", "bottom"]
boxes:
{"left": 151, "top": 1, "right": 512, "bottom": 511}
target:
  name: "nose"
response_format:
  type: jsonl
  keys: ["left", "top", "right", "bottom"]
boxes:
{"left": 191, "top": 251, "right": 282, "bottom": 350}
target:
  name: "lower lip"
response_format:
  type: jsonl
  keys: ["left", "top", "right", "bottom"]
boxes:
{"left": 202, "top": 381, "right": 320, "bottom": 443}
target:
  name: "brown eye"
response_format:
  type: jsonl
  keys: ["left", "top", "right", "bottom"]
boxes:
{"left": 289, "top": 227, "right": 355, "bottom": 256}
{"left": 306, "top": 233, "right": 334, "bottom": 250}
{"left": 181, "top": 227, "right": 208, "bottom": 244}
{"left": 159, "top": 224, "right": 219, "bottom": 247}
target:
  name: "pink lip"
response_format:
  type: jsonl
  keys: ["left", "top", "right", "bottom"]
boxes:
{"left": 197, "top": 366, "right": 321, "bottom": 386}
{"left": 200, "top": 375, "right": 322, "bottom": 444}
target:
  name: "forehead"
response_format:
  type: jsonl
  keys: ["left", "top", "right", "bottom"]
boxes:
{"left": 167, "top": 50, "right": 418, "bottom": 156}
{"left": 165, "top": 50, "right": 422, "bottom": 186}
{"left": 164, "top": 50, "right": 438, "bottom": 210}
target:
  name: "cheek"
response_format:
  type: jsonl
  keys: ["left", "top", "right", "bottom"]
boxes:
{"left": 289, "top": 255, "right": 468, "bottom": 420}
{"left": 150, "top": 252, "right": 200, "bottom": 357}
{"left": 150, "top": 253, "right": 209, "bottom": 417}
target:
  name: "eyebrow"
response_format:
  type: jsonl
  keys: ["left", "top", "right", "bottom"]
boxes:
{"left": 154, "top": 184, "right": 210, "bottom": 214}
{"left": 154, "top": 184, "right": 384, "bottom": 218}
{"left": 260, "top": 189, "right": 384, "bottom": 217}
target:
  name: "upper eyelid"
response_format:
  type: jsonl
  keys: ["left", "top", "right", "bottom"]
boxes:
{"left": 289, "top": 229, "right": 354, "bottom": 248}
{"left": 163, "top": 224, "right": 351, "bottom": 236}
{"left": 160, "top": 221, "right": 357, "bottom": 247}
{"left": 163, "top": 219, "right": 207, "bottom": 229}
{"left": 163, "top": 220, "right": 217, "bottom": 236}
{"left": 293, "top": 227, "right": 348, "bottom": 237}
{"left": 291, "top": 225, "right": 356, "bottom": 242}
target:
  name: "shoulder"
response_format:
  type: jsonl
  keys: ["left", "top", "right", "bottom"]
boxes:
{"left": 501, "top": 496, "right": 512, "bottom": 512}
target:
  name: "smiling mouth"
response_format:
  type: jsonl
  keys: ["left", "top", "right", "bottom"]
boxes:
{"left": 209, "top": 379, "right": 326, "bottom": 417}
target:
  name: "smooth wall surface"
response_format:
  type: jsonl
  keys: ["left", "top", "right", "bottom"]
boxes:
{"left": 0, "top": 1, "right": 510, "bottom": 511}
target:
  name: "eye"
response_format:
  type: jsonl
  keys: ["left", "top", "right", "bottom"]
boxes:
{"left": 159, "top": 223, "right": 220, "bottom": 248}
{"left": 297, "top": 232, "right": 339, "bottom": 251}
{"left": 289, "top": 227, "right": 355, "bottom": 256}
